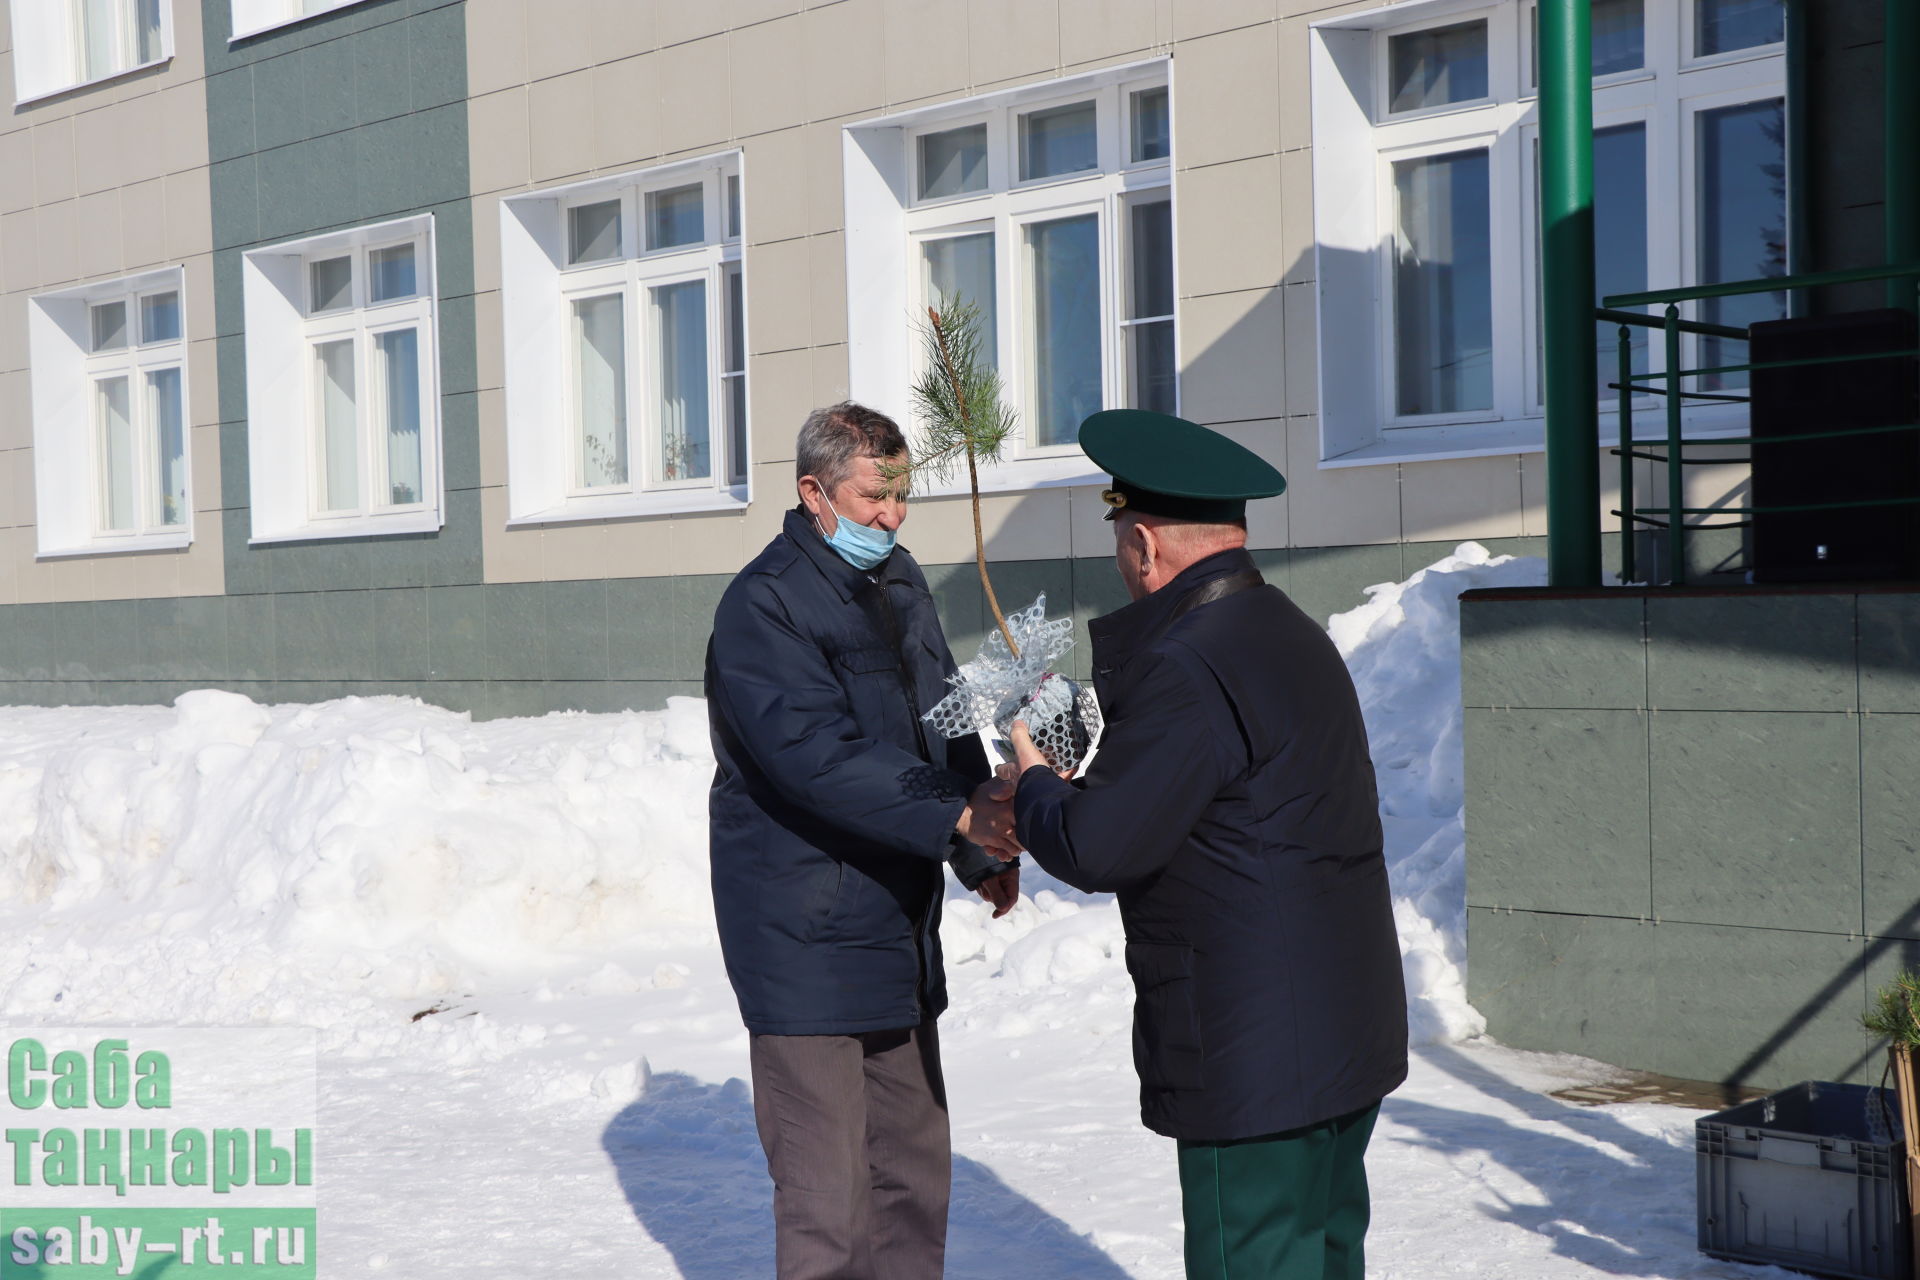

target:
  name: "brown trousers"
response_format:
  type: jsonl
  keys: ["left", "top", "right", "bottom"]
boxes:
{"left": 748, "top": 1021, "right": 951, "bottom": 1280}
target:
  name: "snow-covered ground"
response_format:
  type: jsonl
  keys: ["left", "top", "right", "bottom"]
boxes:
{"left": 0, "top": 544, "right": 1793, "bottom": 1277}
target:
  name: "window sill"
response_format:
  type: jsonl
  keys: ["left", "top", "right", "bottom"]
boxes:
{"left": 506, "top": 487, "right": 749, "bottom": 527}
{"left": 37, "top": 531, "right": 193, "bottom": 559}
{"left": 14, "top": 56, "right": 171, "bottom": 107}
{"left": 1321, "top": 415, "right": 1755, "bottom": 469}
{"left": 250, "top": 509, "right": 444, "bottom": 545}
{"left": 229, "top": 0, "right": 368, "bottom": 41}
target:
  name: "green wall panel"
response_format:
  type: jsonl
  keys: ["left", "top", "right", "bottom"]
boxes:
{"left": 1647, "top": 595, "right": 1857, "bottom": 713}
{"left": 1459, "top": 596, "right": 1645, "bottom": 710}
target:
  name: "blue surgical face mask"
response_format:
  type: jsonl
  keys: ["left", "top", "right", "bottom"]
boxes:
{"left": 816, "top": 496, "right": 897, "bottom": 570}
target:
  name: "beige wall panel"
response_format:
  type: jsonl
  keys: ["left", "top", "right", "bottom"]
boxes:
{"left": 668, "top": 509, "right": 750, "bottom": 576}
{"left": 592, "top": 56, "right": 662, "bottom": 172}
{"left": 0, "top": 372, "right": 28, "bottom": 452}
{"left": 176, "top": 539, "right": 225, "bottom": 597}
{"left": 968, "top": 0, "right": 1062, "bottom": 87}
{"left": 654, "top": 3, "right": 731, "bottom": 50}
{"left": 0, "top": 534, "right": 17, "bottom": 606}
{"left": 33, "top": 201, "right": 78, "bottom": 288}
{"left": 1284, "top": 418, "right": 1400, "bottom": 546}
{"left": 802, "top": 120, "right": 844, "bottom": 237}
{"left": 1277, "top": 16, "right": 1315, "bottom": 153}
{"left": 746, "top": 236, "right": 813, "bottom": 354}
{"left": 657, "top": 38, "right": 733, "bottom": 156}
{"left": 1520, "top": 447, "right": 1646, "bottom": 547}
{"left": 481, "top": 488, "right": 545, "bottom": 582}
{"left": 17, "top": 547, "right": 91, "bottom": 605}
{"left": 743, "top": 127, "right": 813, "bottom": 246}
{"left": 163, "top": 169, "right": 213, "bottom": 260}
{"left": 0, "top": 296, "right": 26, "bottom": 374}
{"left": 524, "top": 0, "right": 600, "bottom": 84}
{"left": 1178, "top": 287, "right": 1286, "bottom": 425}
{"left": 188, "top": 337, "right": 219, "bottom": 429}
{"left": 528, "top": 70, "right": 597, "bottom": 182}
{"left": 1060, "top": 0, "right": 1162, "bottom": 68}
{"left": 1, "top": 210, "right": 33, "bottom": 293}
{"left": 3, "top": 445, "right": 33, "bottom": 524}
{"left": 469, "top": 88, "right": 534, "bottom": 195}
{"left": 810, "top": 341, "right": 850, "bottom": 409}
{"left": 808, "top": 231, "right": 847, "bottom": 348}
{"left": 737, "top": 0, "right": 805, "bottom": 28}
{"left": 590, "top": 0, "right": 656, "bottom": 65}
{"left": 471, "top": 193, "right": 502, "bottom": 296}
{"left": 478, "top": 386, "right": 508, "bottom": 488}
{"left": 542, "top": 513, "right": 673, "bottom": 579}
{"left": 32, "top": 120, "right": 77, "bottom": 205}
{"left": 805, "top": 4, "right": 888, "bottom": 122}
{"left": 1067, "top": 483, "right": 1116, "bottom": 560}
{"left": 881, "top": 0, "right": 971, "bottom": 106}
{"left": 1172, "top": 26, "right": 1280, "bottom": 169}
{"left": 183, "top": 254, "right": 215, "bottom": 355}
{"left": 743, "top": 461, "right": 791, "bottom": 548}
{"left": 121, "top": 177, "right": 168, "bottom": 269}
{"left": 473, "top": 289, "right": 505, "bottom": 393}
{"left": 190, "top": 422, "right": 221, "bottom": 510}
{"left": 1281, "top": 281, "right": 1316, "bottom": 416}
{"left": 467, "top": 0, "right": 529, "bottom": 97}
{"left": 93, "top": 551, "right": 174, "bottom": 601}
{"left": 748, "top": 348, "right": 814, "bottom": 461}
{"left": 72, "top": 107, "right": 124, "bottom": 197}
{"left": 1175, "top": 153, "right": 1285, "bottom": 298}
{"left": 73, "top": 190, "right": 125, "bottom": 279}
{"left": 1400, "top": 455, "right": 1525, "bottom": 543}
{"left": 158, "top": 84, "right": 209, "bottom": 176}
{"left": 0, "top": 130, "right": 34, "bottom": 214}
{"left": 731, "top": 15, "right": 808, "bottom": 140}
{"left": 905, "top": 486, "right": 1073, "bottom": 565}
{"left": 1175, "top": 0, "right": 1279, "bottom": 41}
{"left": 1278, "top": 147, "right": 1313, "bottom": 285}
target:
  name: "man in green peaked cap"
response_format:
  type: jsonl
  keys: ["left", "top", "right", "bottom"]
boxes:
{"left": 1005, "top": 409, "right": 1408, "bottom": 1280}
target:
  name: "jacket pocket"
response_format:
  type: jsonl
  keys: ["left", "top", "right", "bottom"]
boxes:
{"left": 834, "top": 647, "right": 899, "bottom": 675}
{"left": 800, "top": 861, "right": 844, "bottom": 943}
{"left": 1125, "top": 941, "right": 1206, "bottom": 1092}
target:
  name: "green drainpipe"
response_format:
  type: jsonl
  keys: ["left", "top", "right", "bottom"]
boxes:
{"left": 1539, "top": 0, "right": 1601, "bottom": 586}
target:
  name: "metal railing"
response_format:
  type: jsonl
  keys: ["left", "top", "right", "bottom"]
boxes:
{"left": 1597, "top": 264, "right": 1920, "bottom": 584}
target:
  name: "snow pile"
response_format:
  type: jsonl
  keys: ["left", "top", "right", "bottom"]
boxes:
{"left": 1330, "top": 542, "right": 1547, "bottom": 1044}
{"left": 0, "top": 693, "right": 717, "bottom": 1029}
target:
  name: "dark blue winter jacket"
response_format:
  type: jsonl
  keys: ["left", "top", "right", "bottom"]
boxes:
{"left": 1015, "top": 548, "right": 1408, "bottom": 1142}
{"left": 705, "top": 507, "right": 996, "bottom": 1035}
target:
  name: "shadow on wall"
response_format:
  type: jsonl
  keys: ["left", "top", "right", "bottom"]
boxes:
{"left": 601, "top": 1070, "right": 1133, "bottom": 1280}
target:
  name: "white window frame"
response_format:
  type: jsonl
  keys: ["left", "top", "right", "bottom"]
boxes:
{"left": 228, "top": 0, "right": 368, "bottom": 41}
{"left": 241, "top": 214, "right": 445, "bottom": 543}
{"left": 26, "top": 267, "right": 194, "bottom": 557}
{"left": 1310, "top": 0, "right": 1785, "bottom": 467}
{"left": 845, "top": 59, "right": 1175, "bottom": 498}
{"left": 499, "top": 153, "right": 749, "bottom": 525}
{"left": 10, "top": 0, "right": 173, "bottom": 105}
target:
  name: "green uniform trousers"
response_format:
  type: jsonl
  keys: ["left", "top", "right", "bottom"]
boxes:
{"left": 1176, "top": 1103, "right": 1381, "bottom": 1280}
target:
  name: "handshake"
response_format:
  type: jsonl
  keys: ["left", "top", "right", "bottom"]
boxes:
{"left": 953, "top": 720, "right": 1065, "bottom": 863}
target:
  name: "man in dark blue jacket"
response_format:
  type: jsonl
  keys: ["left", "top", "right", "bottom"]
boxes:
{"left": 705, "top": 401, "right": 1019, "bottom": 1280}
{"left": 1008, "top": 410, "right": 1407, "bottom": 1280}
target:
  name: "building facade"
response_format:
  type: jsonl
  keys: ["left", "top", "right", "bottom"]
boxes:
{"left": 0, "top": 0, "right": 1781, "bottom": 715}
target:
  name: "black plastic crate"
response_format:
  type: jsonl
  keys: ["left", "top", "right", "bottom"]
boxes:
{"left": 1698, "top": 1081, "right": 1909, "bottom": 1280}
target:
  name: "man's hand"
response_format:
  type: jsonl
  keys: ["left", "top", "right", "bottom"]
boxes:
{"left": 1009, "top": 720, "right": 1068, "bottom": 778}
{"left": 957, "top": 778, "right": 1022, "bottom": 858}
{"left": 976, "top": 865, "right": 1019, "bottom": 918}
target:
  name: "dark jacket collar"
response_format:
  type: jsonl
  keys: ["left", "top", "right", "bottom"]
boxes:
{"left": 1088, "top": 547, "right": 1259, "bottom": 672}
{"left": 783, "top": 505, "right": 916, "bottom": 601}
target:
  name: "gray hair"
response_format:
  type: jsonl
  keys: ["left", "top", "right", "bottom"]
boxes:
{"left": 795, "top": 402, "right": 910, "bottom": 498}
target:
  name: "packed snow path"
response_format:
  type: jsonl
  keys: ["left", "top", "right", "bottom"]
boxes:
{"left": 0, "top": 545, "right": 1790, "bottom": 1277}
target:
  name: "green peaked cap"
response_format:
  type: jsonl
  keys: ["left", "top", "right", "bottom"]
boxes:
{"left": 1078, "top": 409, "right": 1287, "bottom": 522}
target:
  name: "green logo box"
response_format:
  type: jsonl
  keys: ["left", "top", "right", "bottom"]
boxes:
{"left": 1, "top": 1208, "right": 316, "bottom": 1278}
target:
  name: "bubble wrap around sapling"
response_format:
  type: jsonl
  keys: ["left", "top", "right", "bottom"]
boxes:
{"left": 923, "top": 594, "right": 1103, "bottom": 772}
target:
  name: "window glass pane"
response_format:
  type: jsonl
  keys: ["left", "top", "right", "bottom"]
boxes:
{"left": 1129, "top": 199, "right": 1173, "bottom": 319}
{"left": 724, "top": 265, "right": 746, "bottom": 487}
{"left": 1131, "top": 87, "right": 1170, "bottom": 163}
{"left": 1699, "top": 98, "right": 1787, "bottom": 387}
{"left": 653, "top": 281, "right": 711, "bottom": 481}
{"left": 136, "top": 0, "right": 163, "bottom": 63}
{"left": 568, "top": 200, "right": 622, "bottom": 265}
{"left": 369, "top": 244, "right": 417, "bottom": 303}
{"left": 310, "top": 256, "right": 352, "bottom": 312}
{"left": 572, "top": 294, "right": 628, "bottom": 489}
{"left": 376, "top": 329, "right": 422, "bottom": 506}
{"left": 646, "top": 184, "right": 705, "bottom": 251}
{"left": 147, "top": 367, "right": 186, "bottom": 528}
{"left": 1129, "top": 321, "right": 1177, "bottom": 416}
{"left": 726, "top": 174, "right": 742, "bottom": 239}
{"left": 1532, "top": 126, "right": 1650, "bottom": 403}
{"left": 1028, "top": 214, "right": 1103, "bottom": 446}
{"left": 90, "top": 301, "right": 128, "bottom": 351}
{"left": 96, "top": 376, "right": 134, "bottom": 531}
{"left": 1019, "top": 102, "right": 1098, "bottom": 181}
{"left": 923, "top": 232, "right": 997, "bottom": 368}
{"left": 918, "top": 124, "right": 989, "bottom": 200}
{"left": 1393, "top": 149, "right": 1493, "bottom": 415}
{"left": 1530, "top": 0, "right": 1645, "bottom": 84}
{"left": 1389, "top": 21, "right": 1488, "bottom": 113}
{"left": 315, "top": 339, "right": 358, "bottom": 512}
{"left": 1698, "top": 0, "right": 1784, "bottom": 56}
{"left": 81, "top": 0, "right": 120, "bottom": 79}
{"left": 140, "top": 292, "right": 181, "bottom": 344}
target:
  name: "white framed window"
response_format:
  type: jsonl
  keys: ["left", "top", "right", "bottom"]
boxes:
{"left": 228, "top": 0, "right": 368, "bottom": 41}
{"left": 500, "top": 153, "right": 749, "bottom": 524}
{"left": 27, "top": 268, "right": 193, "bottom": 557}
{"left": 9, "top": 0, "right": 171, "bottom": 104}
{"left": 845, "top": 61, "right": 1175, "bottom": 496}
{"left": 241, "top": 214, "right": 443, "bottom": 543}
{"left": 1311, "top": 0, "right": 1784, "bottom": 466}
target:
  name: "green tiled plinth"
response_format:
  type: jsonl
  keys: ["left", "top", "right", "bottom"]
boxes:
{"left": 1466, "top": 907, "right": 1662, "bottom": 1070}
{"left": 1647, "top": 595, "right": 1857, "bottom": 712}
{"left": 1863, "top": 713, "right": 1920, "bottom": 940}
{"left": 1460, "top": 596, "right": 1645, "bottom": 710}
{"left": 1650, "top": 710, "right": 1862, "bottom": 934}
{"left": 1463, "top": 708, "right": 1650, "bottom": 917}
{"left": 1860, "top": 595, "right": 1920, "bottom": 713}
